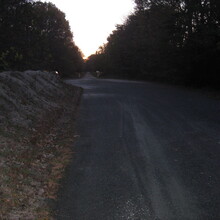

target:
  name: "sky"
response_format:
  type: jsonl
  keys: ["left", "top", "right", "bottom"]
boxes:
{"left": 43, "top": 0, "right": 135, "bottom": 58}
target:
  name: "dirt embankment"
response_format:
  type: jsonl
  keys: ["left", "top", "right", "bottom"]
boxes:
{"left": 0, "top": 71, "right": 82, "bottom": 219}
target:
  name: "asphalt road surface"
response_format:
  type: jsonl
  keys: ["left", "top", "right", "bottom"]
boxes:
{"left": 55, "top": 74, "right": 220, "bottom": 220}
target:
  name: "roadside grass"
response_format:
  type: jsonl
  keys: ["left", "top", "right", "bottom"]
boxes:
{"left": 0, "top": 86, "right": 82, "bottom": 219}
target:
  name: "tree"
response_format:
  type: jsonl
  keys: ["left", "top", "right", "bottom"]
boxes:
{"left": 0, "top": 0, "right": 83, "bottom": 77}
{"left": 88, "top": 0, "right": 220, "bottom": 86}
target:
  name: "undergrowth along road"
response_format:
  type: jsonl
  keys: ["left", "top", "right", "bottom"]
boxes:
{"left": 0, "top": 71, "right": 82, "bottom": 219}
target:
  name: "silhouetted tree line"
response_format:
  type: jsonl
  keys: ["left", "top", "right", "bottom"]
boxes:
{"left": 85, "top": 47, "right": 105, "bottom": 72}
{"left": 0, "top": 0, "right": 83, "bottom": 77}
{"left": 87, "top": 0, "right": 220, "bottom": 87}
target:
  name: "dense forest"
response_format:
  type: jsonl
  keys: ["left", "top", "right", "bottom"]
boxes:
{"left": 87, "top": 0, "right": 220, "bottom": 87}
{"left": 0, "top": 0, "right": 83, "bottom": 77}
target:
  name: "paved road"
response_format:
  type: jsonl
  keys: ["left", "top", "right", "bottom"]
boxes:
{"left": 55, "top": 75, "right": 220, "bottom": 219}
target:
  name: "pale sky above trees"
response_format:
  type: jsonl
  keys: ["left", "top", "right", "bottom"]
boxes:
{"left": 43, "top": 0, "right": 135, "bottom": 58}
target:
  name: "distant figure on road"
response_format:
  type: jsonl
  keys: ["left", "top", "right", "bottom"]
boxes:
{"left": 95, "top": 70, "right": 102, "bottom": 78}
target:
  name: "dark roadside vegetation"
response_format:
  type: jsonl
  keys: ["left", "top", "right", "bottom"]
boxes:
{"left": 0, "top": 0, "right": 84, "bottom": 78}
{"left": 86, "top": 0, "right": 220, "bottom": 89}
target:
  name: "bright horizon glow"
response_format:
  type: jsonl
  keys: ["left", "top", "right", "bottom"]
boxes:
{"left": 43, "top": 0, "right": 135, "bottom": 58}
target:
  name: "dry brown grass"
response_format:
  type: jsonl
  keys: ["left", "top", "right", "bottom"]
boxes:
{"left": 0, "top": 86, "right": 82, "bottom": 219}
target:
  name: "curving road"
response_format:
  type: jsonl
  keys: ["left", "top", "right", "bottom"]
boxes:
{"left": 55, "top": 74, "right": 220, "bottom": 219}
